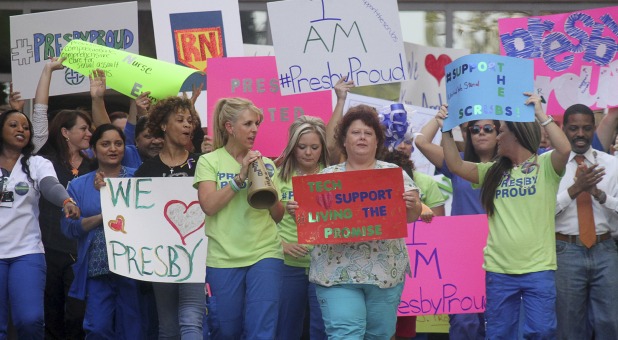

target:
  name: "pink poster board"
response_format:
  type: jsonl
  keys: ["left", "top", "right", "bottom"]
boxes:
{"left": 498, "top": 6, "right": 618, "bottom": 116}
{"left": 207, "top": 56, "right": 333, "bottom": 157}
{"left": 399, "top": 215, "right": 488, "bottom": 316}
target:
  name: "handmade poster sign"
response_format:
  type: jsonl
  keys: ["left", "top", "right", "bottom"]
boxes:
{"left": 101, "top": 177, "right": 207, "bottom": 283}
{"left": 498, "top": 6, "right": 618, "bottom": 115}
{"left": 442, "top": 54, "right": 535, "bottom": 131}
{"left": 60, "top": 40, "right": 202, "bottom": 103}
{"left": 151, "top": 0, "right": 244, "bottom": 91}
{"left": 292, "top": 168, "right": 407, "bottom": 244}
{"left": 9, "top": 2, "right": 138, "bottom": 99}
{"left": 399, "top": 215, "right": 488, "bottom": 316}
{"left": 207, "top": 56, "right": 332, "bottom": 157}
{"left": 267, "top": 0, "right": 406, "bottom": 95}
{"left": 399, "top": 42, "right": 469, "bottom": 110}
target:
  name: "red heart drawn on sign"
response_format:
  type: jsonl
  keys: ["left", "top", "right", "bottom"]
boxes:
{"left": 108, "top": 215, "right": 126, "bottom": 234}
{"left": 164, "top": 200, "right": 205, "bottom": 245}
{"left": 316, "top": 192, "right": 334, "bottom": 210}
{"left": 425, "top": 54, "right": 452, "bottom": 86}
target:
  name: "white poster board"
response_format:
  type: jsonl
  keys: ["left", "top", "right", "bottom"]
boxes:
{"left": 101, "top": 177, "right": 207, "bottom": 283}
{"left": 244, "top": 44, "right": 275, "bottom": 57}
{"left": 10, "top": 2, "right": 139, "bottom": 99}
{"left": 399, "top": 42, "right": 469, "bottom": 110}
{"left": 344, "top": 93, "right": 442, "bottom": 176}
{"left": 268, "top": 0, "right": 406, "bottom": 95}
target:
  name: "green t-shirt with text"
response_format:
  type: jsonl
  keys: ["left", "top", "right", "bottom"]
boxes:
{"left": 475, "top": 152, "right": 562, "bottom": 274}
{"left": 193, "top": 148, "right": 283, "bottom": 268}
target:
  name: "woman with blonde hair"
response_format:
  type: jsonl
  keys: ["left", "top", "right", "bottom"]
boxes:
{"left": 194, "top": 97, "right": 284, "bottom": 339}
{"left": 275, "top": 115, "right": 329, "bottom": 339}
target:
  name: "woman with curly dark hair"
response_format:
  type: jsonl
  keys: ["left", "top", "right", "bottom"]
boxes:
{"left": 0, "top": 110, "right": 80, "bottom": 339}
{"left": 135, "top": 96, "right": 204, "bottom": 339}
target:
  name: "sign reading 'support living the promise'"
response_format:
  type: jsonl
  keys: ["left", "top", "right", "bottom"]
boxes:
{"left": 293, "top": 168, "right": 407, "bottom": 244}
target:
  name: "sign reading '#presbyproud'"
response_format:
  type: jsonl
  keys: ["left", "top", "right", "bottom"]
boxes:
{"left": 292, "top": 168, "right": 407, "bottom": 244}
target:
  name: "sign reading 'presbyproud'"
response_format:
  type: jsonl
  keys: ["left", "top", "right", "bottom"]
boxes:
{"left": 292, "top": 168, "right": 407, "bottom": 244}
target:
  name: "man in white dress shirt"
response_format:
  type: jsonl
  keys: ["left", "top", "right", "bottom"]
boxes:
{"left": 554, "top": 104, "right": 618, "bottom": 340}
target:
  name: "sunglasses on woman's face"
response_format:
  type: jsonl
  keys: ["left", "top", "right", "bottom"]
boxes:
{"left": 468, "top": 124, "right": 495, "bottom": 135}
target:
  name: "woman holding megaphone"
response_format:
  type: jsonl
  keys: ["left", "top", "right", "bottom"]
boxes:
{"left": 194, "top": 97, "right": 284, "bottom": 340}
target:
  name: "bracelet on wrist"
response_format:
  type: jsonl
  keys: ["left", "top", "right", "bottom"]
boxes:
{"left": 63, "top": 197, "right": 77, "bottom": 207}
{"left": 234, "top": 174, "right": 247, "bottom": 189}
{"left": 540, "top": 116, "right": 554, "bottom": 127}
{"left": 229, "top": 180, "right": 240, "bottom": 193}
{"left": 441, "top": 128, "right": 453, "bottom": 137}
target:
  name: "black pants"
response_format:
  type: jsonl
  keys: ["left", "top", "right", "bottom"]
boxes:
{"left": 44, "top": 248, "right": 85, "bottom": 340}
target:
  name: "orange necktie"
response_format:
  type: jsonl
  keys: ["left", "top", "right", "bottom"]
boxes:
{"left": 574, "top": 155, "right": 596, "bottom": 248}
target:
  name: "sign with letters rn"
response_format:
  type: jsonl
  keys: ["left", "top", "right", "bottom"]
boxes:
{"left": 9, "top": 2, "right": 139, "bottom": 99}
{"left": 399, "top": 215, "right": 488, "bottom": 316}
{"left": 101, "top": 177, "right": 207, "bottom": 283}
{"left": 267, "top": 0, "right": 407, "bottom": 95}
{"left": 498, "top": 6, "right": 618, "bottom": 114}
{"left": 151, "top": 0, "right": 244, "bottom": 91}
{"left": 443, "top": 54, "right": 535, "bottom": 131}
{"left": 207, "top": 56, "right": 333, "bottom": 158}
{"left": 292, "top": 168, "right": 407, "bottom": 244}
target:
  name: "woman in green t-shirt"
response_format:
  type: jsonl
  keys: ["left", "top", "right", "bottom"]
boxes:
{"left": 437, "top": 93, "right": 571, "bottom": 339}
{"left": 274, "top": 115, "right": 330, "bottom": 340}
{"left": 194, "top": 97, "right": 285, "bottom": 339}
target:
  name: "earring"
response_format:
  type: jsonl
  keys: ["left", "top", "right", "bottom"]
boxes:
{"left": 65, "top": 137, "right": 69, "bottom": 142}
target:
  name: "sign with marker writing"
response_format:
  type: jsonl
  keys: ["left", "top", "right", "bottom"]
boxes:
{"left": 399, "top": 215, "right": 488, "bottom": 316}
{"left": 207, "top": 56, "right": 332, "bottom": 157}
{"left": 60, "top": 40, "right": 202, "bottom": 103}
{"left": 292, "top": 168, "right": 407, "bottom": 244}
{"left": 9, "top": 2, "right": 138, "bottom": 99}
{"left": 151, "top": 0, "right": 244, "bottom": 92}
{"left": 101, "top": 177, "right": 207, "bottom": 283}
{"left": 267, "top": 0, "right": 406, "bottom": 95}
{"left": 443, "top": 54, "right": 534, "bottom": 131}
{"left": 499, "top": 6, "right": 618, "bottom": 115}
{"left": 399, "top": 42, "right": 469, "bottom": 110}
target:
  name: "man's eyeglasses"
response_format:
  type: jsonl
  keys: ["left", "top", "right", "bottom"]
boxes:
{"left": 468, "top": 124, "right": 495, "bottom": 135}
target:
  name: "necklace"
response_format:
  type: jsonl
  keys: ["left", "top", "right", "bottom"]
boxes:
{"left": 163, "top": 152, "right": 188, "bottom": 175}
{"left": 296, "top": 164, "right": 320, "bottom": 176}
{"left": 69, "top": 158, "right": 80, "bottom": 177}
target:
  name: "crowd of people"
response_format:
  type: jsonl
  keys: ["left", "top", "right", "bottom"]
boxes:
{"left": 1, "top": 55, "right": 618, "bottom": 340}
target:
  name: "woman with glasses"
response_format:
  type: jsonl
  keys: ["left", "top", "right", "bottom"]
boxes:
{"left": 413, "top": 117, "right": 500, "bottom": 340}
{"left": 437, "top": 93, "right": 570, "bottom": 338}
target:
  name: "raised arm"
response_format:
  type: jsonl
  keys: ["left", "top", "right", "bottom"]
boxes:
{"left": 326, "top": 77, "right": 354, "bottom": 164}
{"left": 31, "top": 57, "right": 66, "bottom": 152}
{"left": 595, "top": 107, "right": 618, "bottom": 152}
{"left": 437, "top": 105, "right": 480, "bottom": 184}
{"left": 526, "top": 92, "right": 570, "bottom": 173}
{"left": 90, "top": 69, "right": 111, "bottom": 127}
{"left": 415, "top": 112, "right": 446, "bottom": 168}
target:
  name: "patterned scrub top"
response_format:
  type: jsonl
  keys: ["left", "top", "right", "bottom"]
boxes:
{"left": 308, "top": 160, "right": 418, "bottom": 288}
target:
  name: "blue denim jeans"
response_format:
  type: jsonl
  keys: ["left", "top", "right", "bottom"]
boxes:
{"left": 153, "top": 282, "right": 205, "bottom": 339}
{"left": 206, "top": 258, "right": 283, "bottom": 340}
{"left": 485, "top": 271, "right": 556, "bottom": 340}
{"left": 277, "top": 265, "right": 326, "bottom": 340}
{"left": 0, "top": 253, "right": 46, "bottom": 340}
{"left": 555, "top": 239, "right": 618, "bottom": 340}
{"left": 448, "top": 313, "right": 485, "bottom": 340}
{"left": 315, "top": 283, "right": 404, "bottom": 340}
{"left": 83, "top": 273, "right": 143, "bottom": 339}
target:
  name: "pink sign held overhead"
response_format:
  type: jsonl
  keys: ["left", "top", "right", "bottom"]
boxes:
{"left": 207, "top": 56, "right": 333, "bottom": 157}
{"left": 498, "top": 6, "right": 618, "bottom": 116}
{"left": 399, "top": 215, "right": 488, "bottom": 316}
